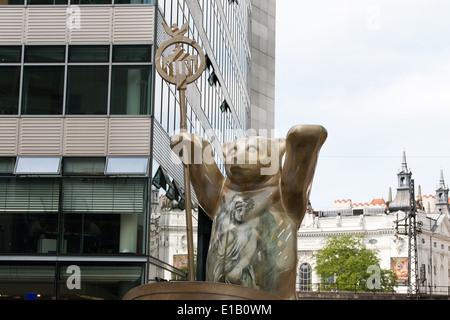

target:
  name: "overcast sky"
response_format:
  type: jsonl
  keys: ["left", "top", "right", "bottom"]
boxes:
{"left": 274, "top": 0, "right": 450, "bottom": 209}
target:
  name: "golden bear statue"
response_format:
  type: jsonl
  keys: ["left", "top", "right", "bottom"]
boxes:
{"left": 170, "top": 125, "right": 327, "bottom": 300}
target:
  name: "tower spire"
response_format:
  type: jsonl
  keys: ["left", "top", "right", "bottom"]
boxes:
{"left": 401, "top": 149, "right": 408, "bottom": 172}
{"left": 439, "top": 168, "right": 446, "bottom": 188}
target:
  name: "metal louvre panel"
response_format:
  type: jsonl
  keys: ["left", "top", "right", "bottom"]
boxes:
{"left": 152, "top": 120, "right": 198, "bottom": 205}
{"left": 108, "top": 118, "right": 151, "bottom": 155}
{"left": 0, "top": 118, "right": 18, "bottom": 156}
{"left": 62, "top": 178, "right": 146, "bottom": 214}
{"left": 19, "top": 118, "right": 63, "bottom": 156}
{"left": 0, "top": 178, "right": 59, "bottom": 213}
{"left": 25, "top": 7, "right": 67, "bottom": 43}
{"left": 63, "top": 118, "right": 108, "bottom": 156}
{"left": 0, "top": 8, "right": 24, "bottom": 43}
{"left": 112, "top": 6, "right": 154, "bottom": 43}
{"left": 68, "top": 7, "right": 112, "bottom": 43}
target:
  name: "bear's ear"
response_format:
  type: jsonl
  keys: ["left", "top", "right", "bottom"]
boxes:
{"left": 222, "top": 141, "right": 234, "bottom": 158}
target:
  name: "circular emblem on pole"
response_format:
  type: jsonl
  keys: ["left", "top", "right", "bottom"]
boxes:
{"left": 155, "top": 22, "right": 206, "bottom": 90}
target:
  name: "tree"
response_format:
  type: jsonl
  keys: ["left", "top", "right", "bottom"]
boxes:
{"left": 313, "top": 234, "right": 397, "bottom": 292}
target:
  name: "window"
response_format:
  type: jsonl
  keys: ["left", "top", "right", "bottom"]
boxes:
{"left": 0, "top": 158, "right": 148, "bottom": 256}
{"left": 299, "top": 262, "right": 312, "bottom": 291}
{"left": 62, "top": 157, "right": 106, "bottom": 176}
{"left": 0, "top": 157, "right": 15, "bottom": 175}
{"left": 24, "top": 46, "right": 65, "bottom": 63}
{"left": 15, "top": 157, "right": 62, "bottom": 175}
{"left": 105, "top": 157, "right": 149, "bottom": 175}
{"left": 68, "top": 45, "right": 109, "bottom": 63}
{"left": 58, "top": 263, "right": 144, "bottom": 300}
{"left": 66, "top": 66, "right": 109, "bottom": 115}
{"left": 0, "top": 66, "right": 20, "bottom": 115}
{"left": 22, "top": 47, "right": 66, "bottom": 115}
{"left": 110, "top": 66, "right": 151, "bottom": 115}
{"left": 61, "top": 178, "right": 147, "bottom": 254}
{"left": 27, "top": 0, "right": 67, "bottom": 4}
{"left": 0, "top": 178, "right": 60, "bottom": 254}
{"left": 66, "top": 46, "right": 109, "bottom": 115}
{"left": 0, "top": 263, "right": 56, "bottom": 300}
{"left": 0, "top": 46, "right": 21, "bottom": 63}
{"left": 112, "top": 45, "right": 151, "bottom": 63}
{"left": 22, "top": 66, "right": 64, "bottom": 115}
{"left": 1, "top": 0, "right": 154, "bottom": 4}
{"left": 70, "top": 0, "right": 111, "bottom": 4}
{"left": 110, "top": 45, "right": 152, "bottom": 115}
{"left": 0, "top": 44, "right": 152, "bottom": 116}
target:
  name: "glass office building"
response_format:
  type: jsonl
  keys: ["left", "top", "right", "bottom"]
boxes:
{"left": 0, "top": 0, "right": 275, "bottom": 299}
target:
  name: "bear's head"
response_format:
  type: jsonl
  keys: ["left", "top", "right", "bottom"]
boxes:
{"left": 222, "top": 136, "right": 286, "bottom": 185}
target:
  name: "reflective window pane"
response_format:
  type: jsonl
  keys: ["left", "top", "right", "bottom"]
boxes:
{"left": 27, "top": 0, "right": 67, "bottom": 4}
{"left": 0, "top": 66, "right": 20, "bottom": 115}
{"left": 58, "top": 263, "right": 144, "bottom": 300}
{"left": 0, "top": 0, "right": 25, "bottom": 4}
{"left": 70, "top": 0, "right": 111, "bottom": 4}
{"left": 0, "top": 263, "right": 56, "bottom": 300}
{"left": 66, "top": 66, "right": 108, "bottom": 115}
{"left": 0, "top": 157, "right": 15, "bottom": 175}
{"left": 68, "top": 45, "right": 110, "bottom": 63}
{"left": 62, "top": 157, "right": 106, "bottom": 176}
{"left": 110, "top": 66, "right": 151, "bottom": 115}
{"left": 105, "top": 157, "right": 148, "bottom": 175}
{"left": 0, "top": 46, "right": 21, "bottom": 63}
{"left": 112, "top": 45, "right": 151, "bottom": 62}
{"left": 0, "top": 178, "right": 59, "bottom": 254}
{"left": 21, "top": 66, "right": 64, "bottom": 115}
{"left": 24, "top": 46, "right": 65, "bottom": 63}
{"left": 114, "top": 0, "right": 155, "bottom": 4}
{"left": 61, "top": 178, "right": 147, "bottom": 255}
{"left": 15, "top": 157, "right": 61, "bottom": 175}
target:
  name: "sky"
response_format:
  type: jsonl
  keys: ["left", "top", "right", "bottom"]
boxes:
{"left": 274, "top": 0, "right": 450, "bottom": 210}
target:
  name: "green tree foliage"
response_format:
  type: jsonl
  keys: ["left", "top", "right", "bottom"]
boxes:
{"left": 313, "top": 234, "right": 397, "bottom": 292}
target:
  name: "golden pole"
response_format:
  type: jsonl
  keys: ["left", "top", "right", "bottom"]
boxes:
{"left": 155, "top": 22, "right": 205, "bottom": 282}
{"left": 178, "top": 86, "right": 195, "bottom": 282}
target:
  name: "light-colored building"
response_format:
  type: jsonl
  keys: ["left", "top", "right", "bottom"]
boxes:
{"left": 150, "top": 194, "right": 198, "bottom": 281}
{"left": 248, "top": 0, "right": 276, "bottom": 133}
{"left": 298, "top": 152, "right": 450, "bottom": 295}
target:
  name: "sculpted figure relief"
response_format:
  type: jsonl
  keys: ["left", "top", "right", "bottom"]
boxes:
{"left": 171, "top": 125, "right": 327, "bottom": 299}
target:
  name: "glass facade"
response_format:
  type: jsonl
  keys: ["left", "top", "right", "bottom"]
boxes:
{"left": 0, "top": 0, "right": 155, "bottom": 4}
{"left": 0, "top": 157, "right": 149, "bottom": 299}
{"left": 149, "top": 0, "right": 252, "bottom": 282}
{"left": 0, "top": 44, "right": 152, "bottom": 116}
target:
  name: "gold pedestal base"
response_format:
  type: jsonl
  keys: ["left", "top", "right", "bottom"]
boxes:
{"left": 122, "top": 282, "right": 283, "bottom": 300}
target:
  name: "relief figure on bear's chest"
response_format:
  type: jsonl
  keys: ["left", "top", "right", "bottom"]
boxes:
{"left": 170, "top": 125, "right": 327, "bottom": 299}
